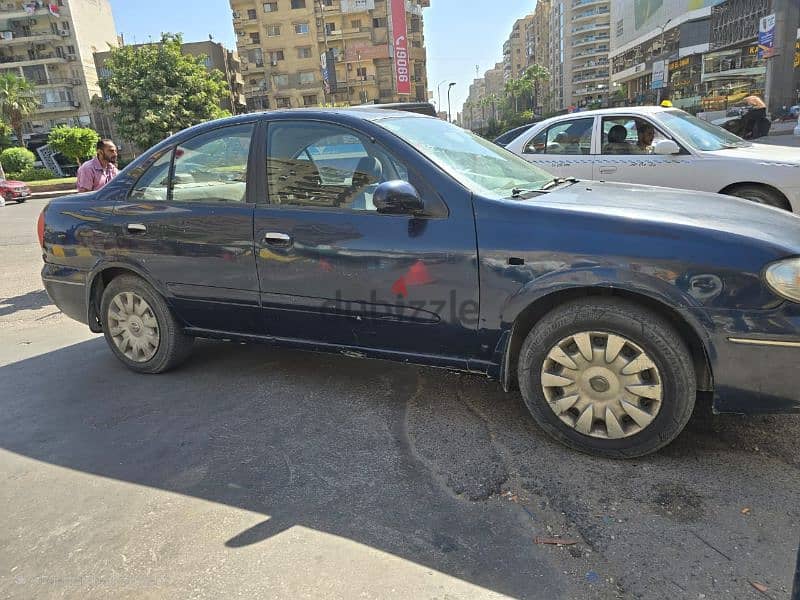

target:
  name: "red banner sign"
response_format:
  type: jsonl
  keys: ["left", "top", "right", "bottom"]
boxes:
{"left": 391, "top": 0, "right": 411, "bottom": 95}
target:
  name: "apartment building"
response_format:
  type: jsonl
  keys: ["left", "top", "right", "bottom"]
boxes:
{"left": 503, "top": 15, "right": 533, "bottom": 82}
{"left": 0, "top": 0, "right": 118, "bottom": 141}
{"left": 230, "top": 0, "right": 430, "bottom": 112}
{"left": 95, "top": 40, "right": 247, "bottom": 116}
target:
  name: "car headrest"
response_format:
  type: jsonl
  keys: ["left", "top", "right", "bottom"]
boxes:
{"left": 608, "top": 125, "right": 628, "bottom": 144}
{"left": 353, "top": 156, "right": 383, "bottom": 183}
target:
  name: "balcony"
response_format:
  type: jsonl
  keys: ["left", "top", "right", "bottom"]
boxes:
{"left": 572, "top": 22, "right": 610, "bottom": 35}
{"left": 0, "top": 6, "right": 58, "bottom": 20}
{"left": 0, "top": 54, "right": 67, "bottom": 68}
{"left": 572, "top": 72, "right": 608, "bottom": 84}
{"left": 0, "top": 32, "right": 65, "bottom": 46}
{"left": 571, "top": 34, "right": 610, "bottom": 49}
{"left": 317, "top": 26, "right": 371, "bottom": 43}
{"left": 572, "top": 7, "right": 609, "bottom": 22}
{"left": 37, "top": 100, "right": 79, "bottom": 113}
{"left": 574, "top": 47, "right": 609, "bottom": 59}
{"left": 33, "top": 77, "right": 82, "bottom": 87}
{"left": 572, "top": 0, "right": 607, "bottom": 9}
{"left": 573, "top": 59, "right": 609, "bottom": 72}
{"left": 573, "top": 86, "right": 607, "bottom": 96}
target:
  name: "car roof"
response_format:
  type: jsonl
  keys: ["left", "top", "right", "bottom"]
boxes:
{"left": 537, "top": 106, "right": 673, "bottom": 125}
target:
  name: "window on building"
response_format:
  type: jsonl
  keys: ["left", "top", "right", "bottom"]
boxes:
{"left": 264, "top": 2, "right": 278, "bottom": 12}
{"left": 291, "top": 0, "right": 306, "bottom": 8}
{"left": 130, "top": 124, "right": 254, "bottom": 204}
{"left": 323, "top": 0, "right": 333, "bottom": 5}
{"left": 297, "top": 46, "right": 312, "bottom": 59}
{"left": 267, "top": 121, "right": 410, "bottom": 211}
{"left": 276, "top": 97, "right": 291, "bottom": 108}
{"left": 66, "top": 45, "right": 75, "bottom": 55}
{"left": 351, "top": 19, "right": 361, "bottom": 29}
{"left": 61, "top": 21, "right": 69, "bottom": 30}
{"left": 267, "top": 50, "right": 285, "bottom": 63}
{"left": 302, "top": 94, "right": 317, "bottom": 106}
{"left": 373, "top": 17, "right": 387, "bottom": 28}
{"left": 248, "top": 48, "right": 263, "bottom": 66}
{"left": 325, "top": 22, "right": 336, "bottom": 35}
{"left": 247, "top": 8, "right": 257, "bottom": 19}
{"left": 524, "top": 118, "right": 594, "bottom": 155}
{"left": 274, "top": 74, "right": 289, "bottom": 87}
{"left": 294, "top": 22, "right": 309, "bottom": 34}
{"left": 267, "top": 25, "right": 281, "bottom": 36}
{"left": 299, "top": 71, "right": 315, "bottom": 84}
{"left": 356, "top": 66, "right": 367, "bottom": 80}
{"left": 412, "top": 40, "right": 421, "bottom": 48}
{"left": 249, "top": 32, "right": 261, "bottom": 44}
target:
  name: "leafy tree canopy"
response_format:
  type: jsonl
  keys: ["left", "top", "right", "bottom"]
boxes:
{"left": 99, "top": 33, "right": 229, "bottom": 150}
{"left": 47, "top": 126, "right": 100, "bottom": 165}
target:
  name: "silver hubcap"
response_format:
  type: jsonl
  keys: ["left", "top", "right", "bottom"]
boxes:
{"left": 108, "top": 292, "right": 160, "bottom": 363}
{"left": 540, "top": 331, "right": 663, "bottom": 439}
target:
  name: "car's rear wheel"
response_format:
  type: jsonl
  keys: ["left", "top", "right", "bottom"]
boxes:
{"left": 100, "top": 274, "right": 193, "bottom": 373}
{"left": 517, "top": 298, "right": 696, "bottom": 458}
{"left": 727, "top": 185, "right": 789, "bottom": 210}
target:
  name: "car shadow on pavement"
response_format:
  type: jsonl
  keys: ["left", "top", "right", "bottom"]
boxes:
{"left": 0, "top": 289, "right": 52, "bottom": 317}
{"left": 1, "top": 338, "right": 798, "bottom": 598}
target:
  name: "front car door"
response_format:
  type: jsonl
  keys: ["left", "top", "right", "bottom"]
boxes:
{"left": 515, "top": 117, "right": 596, "bottom": 180}
{"left": 109, "top": 121, "right": 261, "bottom": 333}
{"left": 253, "top": 116, "right": 481, "bottom": 360}
{"left": 592, "top": 114, "right": 692, "bottom": 188}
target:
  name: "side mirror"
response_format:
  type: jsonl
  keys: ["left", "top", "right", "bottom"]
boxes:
{"left": 373, "top": 180, "right": 424, "bottom": 215}
{"left": 653, "top": 139, "right": 681, "bottom": 155}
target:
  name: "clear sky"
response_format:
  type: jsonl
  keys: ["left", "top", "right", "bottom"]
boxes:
{"left": 109, "top": 0, "right": 537, "bottom": 117}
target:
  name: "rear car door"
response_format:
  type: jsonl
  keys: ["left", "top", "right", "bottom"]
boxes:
{"left": 593, "top": 115, "right": 691, "bottom": 187}
{"left": 109, "top": 122, "right": 261, "bottom": 333}
{"left": 516, "top": 117, "right": 595, "bottom": 180}
{"left": 253, "top": 118, "right": 481, "bottom": 358}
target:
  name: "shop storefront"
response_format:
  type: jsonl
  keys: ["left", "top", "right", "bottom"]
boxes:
{"left": 699, "top": 44, "right": 765, "bottom": 110}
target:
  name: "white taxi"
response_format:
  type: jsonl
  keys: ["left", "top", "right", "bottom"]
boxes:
{"left": 505, "top": 106, "right": 800, "bottom": 211}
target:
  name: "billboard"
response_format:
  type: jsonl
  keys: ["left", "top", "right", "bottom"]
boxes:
{"left": 757, "top": 13, "right": 776, "bottom": 59}
{"left": 613, "top": 0, "right": 725, "bottom": 51}
{"left": 390, "top": 0, "right": 411, "bottom": 95}
{"left": 341, "top": 0, "right": 375, "bottom": 13}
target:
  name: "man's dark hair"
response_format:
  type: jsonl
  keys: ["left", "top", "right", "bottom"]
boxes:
{"left": 97, "top": 139, "right": 114, "bottom": 151}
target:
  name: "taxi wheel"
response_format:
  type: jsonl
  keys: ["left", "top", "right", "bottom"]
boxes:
{"left": 100, "top": 274, "right": 193, "bottom": 374}
{"left": 517, "top": 298, "right": 696, "bottom": 458}
{"left": 727, "top": 185, "right": 790, "bottom": 210}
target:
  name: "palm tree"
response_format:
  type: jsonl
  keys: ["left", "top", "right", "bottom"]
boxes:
{"left": 504, "top": 78, "right": 520, "bottom": 114}
{"left": 487, "top": 93, "right": 499, "bottom": 123}
{"left": 522, "top": 64, "right": 550, "bottom": 114}
{"left": 0, "top": 74, "right": 39, "bottom": 148}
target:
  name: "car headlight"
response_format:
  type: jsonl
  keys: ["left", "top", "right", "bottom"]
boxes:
{"left": 765, "top": 258, "right": 800, "bottom": 303}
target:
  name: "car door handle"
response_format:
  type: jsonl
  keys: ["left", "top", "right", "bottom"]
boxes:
{"left": 264, "top": 232, "right": 292, "bottom": 246}
{"left": 599, "top": 167, "right": 617, "bottom": 175}
{"left": 127, "top": 223, "right": 147, "bottom": 233}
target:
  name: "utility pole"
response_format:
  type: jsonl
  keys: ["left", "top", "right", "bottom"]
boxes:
{"left": 764, "top": 0, "right": 800, "bottom": 115}
{"left": 447, "top": 81, "right": 456, "bottom": 123}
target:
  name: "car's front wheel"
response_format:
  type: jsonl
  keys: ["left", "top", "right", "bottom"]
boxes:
{"left": 517, "top": 298, "right": 696, "bottom": 458}
{"left": 727, "top": 185, "right": 789, "bottom": 210}
{"left": 100, "top": 274, "right": 193, "bottom": 373}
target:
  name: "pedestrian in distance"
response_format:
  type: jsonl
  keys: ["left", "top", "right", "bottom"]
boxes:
{"left": 76, "top": 139, "right": 119, "bottom": 193}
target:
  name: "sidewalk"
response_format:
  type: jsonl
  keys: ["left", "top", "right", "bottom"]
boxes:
{"left": 770, "top": 121, "right": 796, "bottom": 136}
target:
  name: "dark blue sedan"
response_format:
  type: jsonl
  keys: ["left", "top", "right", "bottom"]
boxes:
{"left": 39, "top": 108, "right": 800, "bottom": 457}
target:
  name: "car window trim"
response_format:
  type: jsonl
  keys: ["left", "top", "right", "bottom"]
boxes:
{"left": 525, "top": 116, "right": 595, "bottom": 156}
{"left": 262, "top": 118, "right": 448, "bottom": 218}
{"left": 127, "top": 120, "right": 260, "bottom": 206}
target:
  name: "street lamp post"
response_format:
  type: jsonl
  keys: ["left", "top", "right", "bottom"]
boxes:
{"left": 447, "top": 82, "right": 456, "bottom": 123}
{"left": 437, "top": 79, "right": 449, "bottom": 116}
{"left": 656, "top": 19, "right": 672, "bottom": 105}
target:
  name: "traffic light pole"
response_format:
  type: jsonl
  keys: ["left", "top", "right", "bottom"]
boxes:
{"left": 764, "top": 0, "right": 800, "bottom": 115}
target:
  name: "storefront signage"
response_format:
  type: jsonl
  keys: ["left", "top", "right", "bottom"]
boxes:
{"left": 758, "top": 14, "right": 776, "bottom": 59}
{"left": 651, "top": 60, "right": 666, "bottom": 90}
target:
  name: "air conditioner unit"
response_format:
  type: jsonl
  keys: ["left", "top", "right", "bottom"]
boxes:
{"left": 59, "top": 30, "right": 69, "bottom": 37}
{"left": 72, "top": 100, "right": 79, "bottom": 107}
{"left": 271, "top": 60, "right": 278, "bottom": 66}
{"left": 66, "top": 54, "right": 76, "bottom": 61}
{"left": 232, "top": 10, "right": 240, "bottom": 18}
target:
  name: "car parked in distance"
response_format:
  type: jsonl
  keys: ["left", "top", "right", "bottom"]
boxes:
{"left": 505, "top": 106, "right": 800, "bottom": 210}
{"left": 0, "top": 177, "right": 30, "bottom": 206}
{"left": 493, "top": 123, "right": 537, "bottom": 147}
{"left": 40, "top": 109, "right": 800, "bottom": 457}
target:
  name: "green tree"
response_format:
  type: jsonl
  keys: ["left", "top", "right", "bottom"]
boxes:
{"left": 0, "top": 74, "right": 39, "bottom": 148}
{"left": 99, "top": 33, "right": 229, "bottom": 150}
{"left": 0, "top": 147, "right": 35, "bottom": 173}
{"left": 47, "top": 126, "right": 100, "bottom": 165}
{"left": 521, "top": 65, "right": 550, "bottom": 114}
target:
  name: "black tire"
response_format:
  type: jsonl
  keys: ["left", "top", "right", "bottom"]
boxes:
{"left": 16, "top": 198, "right": 25, "bottom": 203}
{"left": 727, "top": 185, "right": 789, "bottom": 210}
{"left": 100, "top": 274, "right": 193, "bottom": 374}
{"left": 517, "top": 298, "right": 696, "bottom": 458}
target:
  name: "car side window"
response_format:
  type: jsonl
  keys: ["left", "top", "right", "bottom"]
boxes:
{"left": 130, "top": 123, "right": 255, "bottom": 204}
{"left": 524, "top": 118, "right": 593, "bottom": 155}
{"left": 172, "top": 123, "right": 254, "bottom": 203}
{"left": 130, "top": 150, "right": 172, "bottom": 201}
{"left": 267, "top": 121, "right": 409, "bottom": 211}
{"left": 601, "top": 117, "right": 668, "bottom": 155}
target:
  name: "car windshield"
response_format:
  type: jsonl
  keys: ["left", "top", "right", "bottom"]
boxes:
{"left": 656, "top": 109, "right": 750, "bottom": 151}
{"left": 379, "top": 117, "right": 553, "bottom": 199}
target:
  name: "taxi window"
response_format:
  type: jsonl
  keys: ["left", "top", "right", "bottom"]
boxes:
{"left": 524, "top": 118, "right": 594, "bottom": 155}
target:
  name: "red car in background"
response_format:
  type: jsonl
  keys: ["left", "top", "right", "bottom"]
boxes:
{"left": 0, "top": 178, "right": 31, "bottom": 206}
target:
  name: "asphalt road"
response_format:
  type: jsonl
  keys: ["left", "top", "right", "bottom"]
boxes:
{"left": 1, "top": 185, "right": 799, "bottom": 599}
